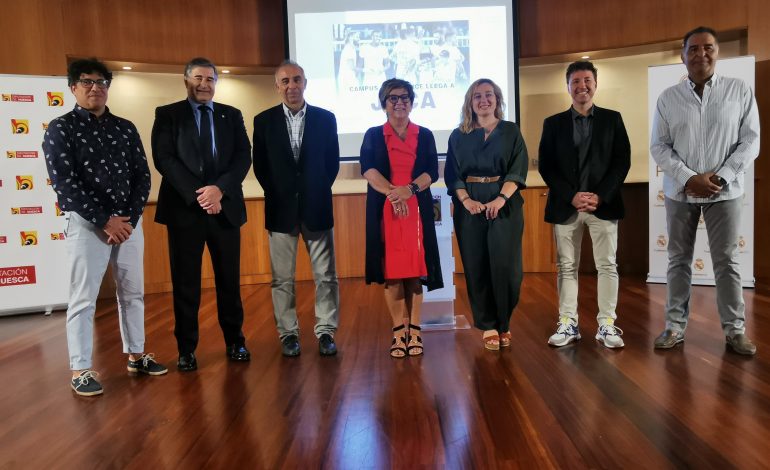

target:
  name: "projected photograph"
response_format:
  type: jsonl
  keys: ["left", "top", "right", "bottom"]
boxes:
{"left": 332, "top": 21, "right": 470, "bottom": 93}
{"left": 292, "top": 5, "right": 511, "bottom": 154}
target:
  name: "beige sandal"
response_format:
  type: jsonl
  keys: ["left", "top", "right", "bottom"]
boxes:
{"left": 483, "top": 330, "right": 500, "bottom": 351}
{"left": 500, "top": 331, "right": 512, "bottom": 348}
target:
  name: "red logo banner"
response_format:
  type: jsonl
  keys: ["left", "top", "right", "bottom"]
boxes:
{"left": 0, "top": 265, "right": 37, "bottom": 287}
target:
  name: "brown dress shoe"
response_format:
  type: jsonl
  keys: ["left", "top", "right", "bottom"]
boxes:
{"left": 653, "top": 329, "right": 684, "bottom": 349}
{"left": 726, "top": 334, "right": 757, "bottom": 356}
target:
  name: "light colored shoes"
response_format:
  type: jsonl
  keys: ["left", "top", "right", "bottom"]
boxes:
{"left": 483, "top": 330, "right": 500, "bottom": 351}
{"left": 595, "top": 323, "right": 624, "bottom": 349}
{"left": 548, "top": 317, "right": 581, "bottom": 347}
{"left": 500, "top": 331, "right": 512, "bottom": 348}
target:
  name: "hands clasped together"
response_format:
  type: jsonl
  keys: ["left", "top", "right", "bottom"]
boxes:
{"left": 571, "top": 191, "right": 601, "bottom": 213}
{"left": 462, "top": 195, "right": 506, "bottom": 220}
{"left": 196, "top": 185, "right": 223, "bottom": 215}
{"left": 387, "top": 184, "right": 413, "bottom": 218}
{"left": 685, "top": 172, "right": 723, "bottom": 198}
{"left": 103, "top": 216, "right": 133, "bottom": 245}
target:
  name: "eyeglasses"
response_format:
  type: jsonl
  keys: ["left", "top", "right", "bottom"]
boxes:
{"left": 76, "top": 78, "right": 111, "bottom": 89}
{"left": 386, "top": 94, "right": 411, "bottom": 104}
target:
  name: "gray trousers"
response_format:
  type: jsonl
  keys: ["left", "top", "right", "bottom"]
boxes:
{"left": 664, "top": 197, "right": 745, "bottom": 336}
{"left": 65, "top": 213, "right": 145, "bottom": 370}
{"left": 268, "top": 225, "right": 339, "bottom": 339}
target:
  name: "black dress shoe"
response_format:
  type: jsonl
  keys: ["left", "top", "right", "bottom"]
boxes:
{"left": 319, "top": 333, "right": 337, "bottom": 356}
{"left": 177, "top": 352, "right": 197, "bottom": 371}
{"left": 226, "top": 344, "right": 251, "bottom": 361}
{"left": 281, "top": 335, "right": 301, "bottom": 357}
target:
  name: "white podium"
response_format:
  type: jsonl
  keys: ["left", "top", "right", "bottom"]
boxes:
{"left": 421, "top": 192, "right": 469, "bottom": 330}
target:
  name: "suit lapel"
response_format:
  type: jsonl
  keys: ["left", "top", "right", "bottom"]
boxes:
{"left": 559, "top": 110, "right": 577, "bottom": 158}
{"left": 180, "top": 103, "right": 203, "bottom": 174}
{"left": 297, "top": 106, "right": 310, "bottom": 166}
{"left": 590, "top": 107, "right": 605, "bottom": 144}
{"left": 212, "top": 103, "right": 227, "bottom": 171}
{"left": 277, "top": 105, "right": 298, "bottom": 169}
{"left": 586, "top": 107, "right": 605, "bottom": 166}
{"left": 560, "top": 109, "right": 573, "bottom": 138}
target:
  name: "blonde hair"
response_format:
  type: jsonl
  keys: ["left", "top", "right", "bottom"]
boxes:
{"left": 459, "top": 78, "right": 505, "bottom": 134}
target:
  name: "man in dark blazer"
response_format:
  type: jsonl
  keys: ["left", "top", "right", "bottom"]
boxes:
{"left": 538, "top": 60, "right": 631, "bottom": 349}
{"left": 253, "top": 60, "right": 340, "bottom": 357}
{"left": 151, "top": 57, "right": 252, "bottom": 371}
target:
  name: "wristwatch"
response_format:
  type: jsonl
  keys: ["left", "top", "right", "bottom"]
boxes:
{"left": 408, "top": 182, "right": 420, "bottom": 195}
{"left": 711, "top": 174, "right": 727, "bottom": 186}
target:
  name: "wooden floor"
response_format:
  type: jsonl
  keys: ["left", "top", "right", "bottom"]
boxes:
{"left": 1, "top": 274, "right": 769, "bottom": 469}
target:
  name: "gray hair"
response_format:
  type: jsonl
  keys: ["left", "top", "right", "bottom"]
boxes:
{"left": 274, "top": 59, "right": 306, "bottom": 78}
{"left": 184, "top": 57, "right": 218, "bottom": 79}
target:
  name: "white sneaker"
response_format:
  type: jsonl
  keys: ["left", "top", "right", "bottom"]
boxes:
{"left": 548, "top": 317, "right": 581, "bottom": 347}
{"left": 596, "top": 323, "right": 624, "bottom": 349}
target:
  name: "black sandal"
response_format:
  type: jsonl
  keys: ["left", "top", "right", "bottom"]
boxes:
{"left": 407, "top": 324, "right": 423, "bottom": 356}
{"left": 390, "top": 325, "right": 407, "bottom": 358}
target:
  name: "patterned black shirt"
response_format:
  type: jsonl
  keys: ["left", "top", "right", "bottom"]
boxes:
{"left": 42, "top": 105, "right": 151, "bottom": 228}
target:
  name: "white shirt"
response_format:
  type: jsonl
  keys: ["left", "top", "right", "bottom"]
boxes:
{"left": 282, "top": 102, "right": 306, "bottom": 162}
{"left": 650, "top": 74, "right": 760, "bottom": 203}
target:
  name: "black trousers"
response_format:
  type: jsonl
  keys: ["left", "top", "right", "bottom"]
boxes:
{"left": 167, "top": 216, "right": 245, "bottom": 354}
{"left": 454, "top": 188, "right": 524, "bottom": 333}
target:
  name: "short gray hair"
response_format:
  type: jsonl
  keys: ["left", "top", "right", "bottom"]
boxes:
{"left": 274, "top": 59, "right": 305, "bottom": 78}
{"left": 184, "top": 57, "right": 218, "bottom": 79}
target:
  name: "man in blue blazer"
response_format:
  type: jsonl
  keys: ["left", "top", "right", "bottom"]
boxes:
{"left": 253, "top": 60, "right": 341, "bottom": 357}
{"left": 538, "top": 61, "right": 631, "bottom": 349}
{"left": 152, "top": 57, "right": 252, "bottom": 371}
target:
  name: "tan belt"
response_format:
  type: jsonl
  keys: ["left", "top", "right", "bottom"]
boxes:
{"left": 465, "top": 176, "right": 500, "bottom": 183}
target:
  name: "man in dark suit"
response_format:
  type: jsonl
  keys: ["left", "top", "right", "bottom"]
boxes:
{"left": 253, "top": 60, "right": 340, "bottom": 357}
{"left": 538, "top": 60, "right": 631, "bottom": 349}
{"left": 152, "top": 57, "right": 252, "bottom": 371}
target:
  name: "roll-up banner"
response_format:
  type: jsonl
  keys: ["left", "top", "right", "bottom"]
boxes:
{"left": 0, "top": 75, "right": 70, "bottom": 315}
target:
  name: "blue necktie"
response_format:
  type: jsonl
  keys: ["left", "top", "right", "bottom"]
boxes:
{"left": 198, "top": 105, "right": 216, "bottom": 184}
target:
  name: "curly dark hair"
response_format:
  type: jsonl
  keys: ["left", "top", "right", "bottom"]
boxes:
{"left": 67, "top": 58, "right": 112, "bottom": 86}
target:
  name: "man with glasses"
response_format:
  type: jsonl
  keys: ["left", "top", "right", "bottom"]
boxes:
{"left": 152, "top": 57, "right": 252, "bottom": 371}
{"left": 253, "top": 60, "right": 341, "bottom": 357}
{"left": 43, "top": 58, "right": 167, "bottom": 397}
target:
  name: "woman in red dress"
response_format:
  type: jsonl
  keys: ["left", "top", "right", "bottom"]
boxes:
{"left": 361, "top": 79, "right": 443, "bottom": 357}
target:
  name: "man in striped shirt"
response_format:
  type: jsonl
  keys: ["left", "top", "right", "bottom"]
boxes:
{"left": 650, "top": 26, "right": 760, "bottom": 355}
